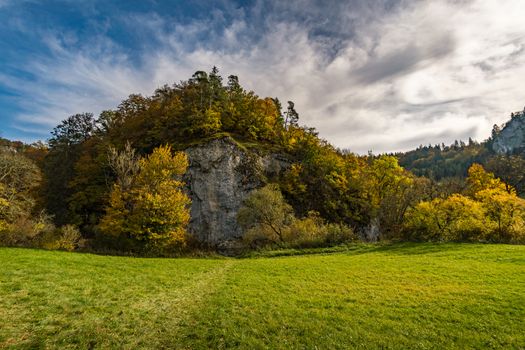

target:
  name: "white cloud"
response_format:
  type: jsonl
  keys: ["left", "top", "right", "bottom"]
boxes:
{"left": 5, "top": 0, "right": 525, "bottom": 153}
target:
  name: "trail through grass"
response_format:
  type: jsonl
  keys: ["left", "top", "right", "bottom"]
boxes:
{"left": 1, "top": 243, "right": 524, "bottom": 349}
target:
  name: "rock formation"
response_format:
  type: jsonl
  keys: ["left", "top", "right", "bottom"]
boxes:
{"left": 184, "top": 137, "right": 290, "bottom": 247}
{"left": 493, "top": 111, "right": 525, "bottom": 154}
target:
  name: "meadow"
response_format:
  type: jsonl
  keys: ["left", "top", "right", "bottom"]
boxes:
{"left": 1, "top": 243, "right": 524, "bottom": 349}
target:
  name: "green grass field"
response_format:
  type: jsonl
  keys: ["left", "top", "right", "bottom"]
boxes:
{"left": 1, "top": 244, "right": 524, "bottom": 349}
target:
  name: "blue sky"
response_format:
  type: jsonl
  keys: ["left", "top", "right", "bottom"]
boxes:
{"left": 1, "top": 0, "right": 524, "bottom": 153}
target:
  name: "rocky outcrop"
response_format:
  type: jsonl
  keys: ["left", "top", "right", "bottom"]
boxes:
{"left": 184, "top": 137, "right": 290, "bottom": 246}
{"left": 493, "top": 112, "right": 525, "bottom": 154}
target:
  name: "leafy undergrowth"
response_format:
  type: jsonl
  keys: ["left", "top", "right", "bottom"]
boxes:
{"left": 1, "top": 243, "right": 524, "bottom": 349}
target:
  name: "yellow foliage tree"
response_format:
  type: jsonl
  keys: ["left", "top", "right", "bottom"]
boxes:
{"left": 467, "top": 163, "right": 509, "bottom": 195}
{"left": 405, "top": 164, "right": 525, "bottom": 243}
{"left": 404, "top": 194, "right": 488, "bottom": 241}
{"left": 99, "top": 145, "right": 191, "bottom": 252}
{"left": 475, "top": 188, "right": 525, "bottom": 243}
{"left": 363, "top": 155, "right": 418, "bottom": 236}
{"left": 468, "top": 164, "right": 525, "bottom": 242}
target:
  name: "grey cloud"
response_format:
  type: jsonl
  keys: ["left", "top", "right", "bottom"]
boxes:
{"left": 352, "top": 33, "right": 456, "bottom": 85}
{"left": 4, "top": 0, "right": 525, "bottom": 154}
{"left": 353, "top": 45, "right": 424, "bottom": 84}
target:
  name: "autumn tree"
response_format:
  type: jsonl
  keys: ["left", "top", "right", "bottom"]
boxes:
{"left": 466, "top": 163, "right": 507, "bottom": 195}
{"left": 404, "top": 194, "right": 487, "bottom": 242}
{"left": 405, "top": 164, "right": 525, "bottom": 243}
{"left": 0, "top": 148, "right": 52, "bottom": 246}
{"left": 0, "top": 149, "right": 42, "bottom": 220}
{"left": 0, "top": 184, "right": 8, "bottom": 232}
{"left": 360, "top": 155, "right": 432, "bottom": 238}
{"left": 98, "top": 145, "right": 191, "bottom": 252}
{"left": 469, "top": 164, "right": 525, "bottom": 242}
{"left": 280, "top": 130, "right": 369, "bottom": 227}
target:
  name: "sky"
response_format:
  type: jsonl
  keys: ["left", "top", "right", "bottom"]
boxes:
{"left": 0, "top": 0, "right": 524, "bottom": 154}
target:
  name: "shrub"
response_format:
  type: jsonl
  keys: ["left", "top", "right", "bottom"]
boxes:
{"left": 0, "top": 211, "right": 56, "bottom": 247}
{"left": 43, "top": 225, "right": 84, "bottom": 251}
{"left": 285, "top": 212, "right": 357, "bottom": 248}
{"left": 324, "top": 223, "right": 358, "bottom": 245}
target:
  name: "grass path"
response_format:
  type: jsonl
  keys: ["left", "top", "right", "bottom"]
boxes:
{"left": 0, "top": 249, "right": 234, "bottom": 349}
{"left": 175, "top": 244, "right": 525, "bottom": 349}
{"left": 1, "top": 244, "right": 524, "bottom": 349}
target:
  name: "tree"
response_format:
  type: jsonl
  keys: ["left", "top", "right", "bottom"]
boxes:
{"left": 284, "top": 101, "right": 299, "bottom": 128}
{"left": 491, "top": 124, "right": 501, "bottom": 139}
{"left": 237, "top": 184, "right": 295, "bottom": 244}
{"left": 466, "top": 163, "right": 508, "bottom": 196}
{"left": 43, "top": 113, "right": 98, "bottom": 225}
{"left": 0, "top": 149, "right": 42, "bottom": 219}
{"left": 404, "top": 194, "right": 487, "bottom": 242}
{"left": 280, "top": 130, "right": 369, "bottom": 227}
{"left": 404, "top": 164, "right": 525, "bottom": 243}
{"left": 362, "top": 155, "right": 427, "bottom": 238}
{"left": 98, "top": 145, "right": 191, "bottom": 252}
{"left": 475, "top": 188, "right": 525, "bottom": 242}
{"left": 486, "top": 155, "right": 525, "bottom": 196}
{"left": 0, "top": 183, "right": 10, "bottom": 232}
{"left": 107, "top": 142, "right": 141, "bottom": 191}
{"left": 0, "top": 149, "right": 41, "bottom": 197}
{"left": 0, "top": 149, "right": 52, "bottom": 246}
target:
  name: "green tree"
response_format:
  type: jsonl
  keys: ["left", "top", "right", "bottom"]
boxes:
{"left": 43, "top": 113, "right": 98, "bottom": 225}
{"left": 486, "top": 155, "right": 525, "bottom": 196}
{"left": 237, "top": 184, "right": 295, "bottom": 244}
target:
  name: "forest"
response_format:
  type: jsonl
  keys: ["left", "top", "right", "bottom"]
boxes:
{"left": 1, "top": 68, "right": 524, "bottom": 255}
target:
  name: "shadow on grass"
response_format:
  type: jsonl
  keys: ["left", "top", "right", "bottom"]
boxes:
{"left": 361, "top": 242, "right": 470, "bottom": 256}
{"left": 245, "top": 242, "right": 473, "bottom": 259}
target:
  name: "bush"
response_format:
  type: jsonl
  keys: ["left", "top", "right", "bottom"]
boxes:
{"left": 285, "top": 212, "right": 357, "bottom": 248}
{"left": 324, "top": 223, "right": 358, "bottom": 245}
{"left": 42, "top": 225, "right": 84, "bottom": 251}
{"left": 0, "top": 211, "right": 55, "bottom": 247}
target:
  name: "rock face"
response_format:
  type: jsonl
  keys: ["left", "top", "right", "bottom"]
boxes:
{"left": 493, "top": 112, "right": 525, "bottom": 154}
{"left": 184, "top": 137, "right": 289, "bottom": 246}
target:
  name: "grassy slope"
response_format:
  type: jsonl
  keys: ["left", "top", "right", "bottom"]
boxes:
{"left": 1, "top": 244, "right": 524, "bottom": 349}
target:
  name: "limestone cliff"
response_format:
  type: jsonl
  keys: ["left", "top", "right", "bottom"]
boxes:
{"left": 492, "top": 112, "right": 525, "bottom": 154}
{"left": 184, "top": 137, "right": 290, "bottom": 246}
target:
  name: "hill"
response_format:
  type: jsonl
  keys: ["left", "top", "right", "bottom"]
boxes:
{"left": 1, "top": 244, "right": 524, "bottom": 349}
{"left": 396, "top": 109, "right": 525, "bottom": 196}
{"left": 2, "top": 69, "right": 525, "bottom": 252}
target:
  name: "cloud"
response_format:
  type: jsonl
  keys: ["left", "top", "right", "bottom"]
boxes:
{"left": 2, "top": 0, "right": 525, "bottom": 153}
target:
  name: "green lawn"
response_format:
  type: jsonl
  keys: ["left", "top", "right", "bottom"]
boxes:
{"left": 1, "top": 244, "right": 524, "bottom": 349}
